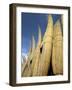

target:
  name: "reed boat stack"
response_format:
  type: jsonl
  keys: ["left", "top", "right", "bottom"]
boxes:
{"left": 22, "top": 15, "right": 63, "bottom": 77}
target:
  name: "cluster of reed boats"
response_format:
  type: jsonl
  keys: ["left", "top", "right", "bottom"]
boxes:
{"left": 21, "top": 15, "right": 63, "bottom": 77}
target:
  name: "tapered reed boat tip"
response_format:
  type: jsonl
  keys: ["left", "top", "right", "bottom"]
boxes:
{"left": 54, "top": 19, "right": 60, "bottom": 28}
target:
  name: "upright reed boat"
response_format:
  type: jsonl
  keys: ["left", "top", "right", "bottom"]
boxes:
{"left": 39, "top": 15, "right": 53, "bottom": 76}
{"left": 52, "top": 20, "right": 63, "bottom": 75}
{"left": 32, "top": 26, "right": 42, "bottom": 76}
{"left": 22, "top": 36, "right": 36, "bottom": 77}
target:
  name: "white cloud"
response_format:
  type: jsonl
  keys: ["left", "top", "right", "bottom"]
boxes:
{"left": 22, "top": 52, "right": 28, "bottom": 60}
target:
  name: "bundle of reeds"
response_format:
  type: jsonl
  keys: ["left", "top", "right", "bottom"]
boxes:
{"left": 39, "top": 15, "right": 53, "bottom": 76}
{"left": 52, "top": 20, "right": 63, "bottom": 75}
{"left": 22, "top": 36, "right": 35, "bottom": 77}
{"left": 32, "top": 26, "right": 42, "bottom": 76}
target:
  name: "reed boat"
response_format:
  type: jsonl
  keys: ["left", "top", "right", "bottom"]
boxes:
{"left": 32, "top": 26, "right": 42, "bottom": 76}
{"left": 22, "top": 36, "right": 36, "bottom": 77}
{"left": 52, "top": 20, "right": 63, "bottom": 75}
{"left": 39, "top": 15, "right": 53, "bottom": 76}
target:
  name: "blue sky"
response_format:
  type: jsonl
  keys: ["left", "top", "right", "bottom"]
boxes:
{"left": 21, "top": 13, "right": 61, "bottom": 55}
